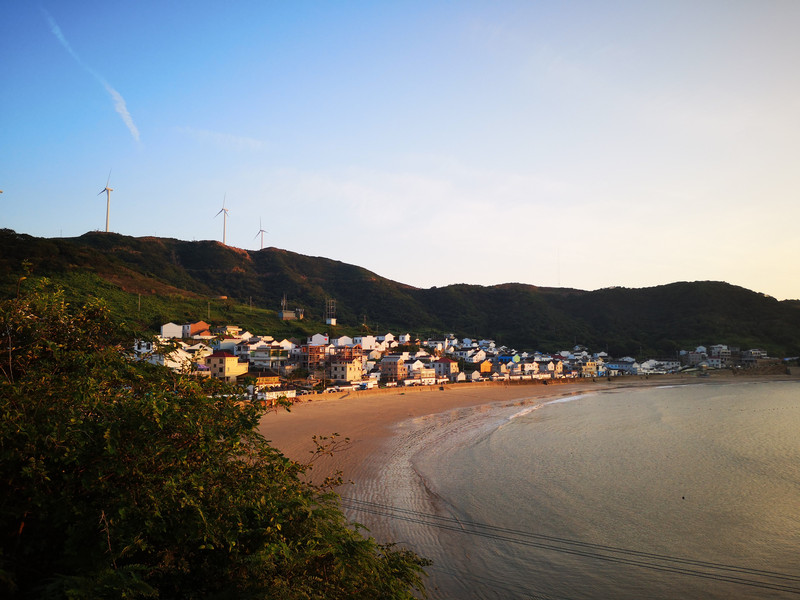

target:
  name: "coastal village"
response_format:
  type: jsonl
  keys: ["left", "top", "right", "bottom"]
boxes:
{"left": 134, "top": 319, "right": 781, "bottom": 401}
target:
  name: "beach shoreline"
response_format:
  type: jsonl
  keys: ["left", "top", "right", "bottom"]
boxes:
{"left": 257, "top": 371, "right": 794, "bottom": 488}
{"left": 257, "top": 372, "right": 798, "bottom": 599}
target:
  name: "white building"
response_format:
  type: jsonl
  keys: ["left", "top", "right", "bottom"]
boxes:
{"left": 332, "top": 335, "right": 354, "bottom": 347}
{"left": 135, "top": 339, "right": 195, "bottom": 372}
{"left": 160, "top": 322, "right": 183, "bottom": 339}
{"left": 354, "top": 335, "right": 378, "bottom": 350}
{"left": 308, "top": 333, "right": 330, "bottom": 346}
{"left": 330, "top": 358, "right": 363, "bottom": 383}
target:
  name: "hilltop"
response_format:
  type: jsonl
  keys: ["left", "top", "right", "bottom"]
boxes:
{"left": 2, "top": 228, "right": 799, "bottom": 357}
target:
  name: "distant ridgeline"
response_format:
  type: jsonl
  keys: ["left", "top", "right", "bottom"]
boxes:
{"left": 2, "top": 228, "right": 799, "bottom": 357}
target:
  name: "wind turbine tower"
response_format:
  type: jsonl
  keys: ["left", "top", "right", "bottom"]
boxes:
{"left": 215, "top": 194, "right": 229, "bottom": 245}
{"left": 98, "top": 170, "right": 113, "bottom": 232}
{"left": 254, "top": 217, "right": 268, "bottom": 250}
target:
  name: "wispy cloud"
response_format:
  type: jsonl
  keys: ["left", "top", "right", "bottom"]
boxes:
{"left": 103, "top": 84, "right": 139, "bottom": 141}
{"left": 176, "top": 127, "right": 265, "bottom": 151}
{"left": 42, "top": 9, "right": 140, "bottom": 143}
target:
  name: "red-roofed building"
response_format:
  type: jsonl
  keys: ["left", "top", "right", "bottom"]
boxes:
{"left": 433, "top": 357, "right": 460, "bottom": 379}
{"left": 182, "top": 321, "right": 210, "bottom": 338}
{"left": 207, "top": 351, "right": 248, "bottom": 383}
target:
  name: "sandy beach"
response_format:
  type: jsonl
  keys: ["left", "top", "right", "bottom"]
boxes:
{"left": 257, "top": 372, "right": 777, "bottom": 487}
{"left": 258, "top": 372, "right": 799, "bottom": 599}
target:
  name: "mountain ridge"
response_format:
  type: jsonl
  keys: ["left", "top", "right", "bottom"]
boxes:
{"left": 2, "top": 228, "right": 798, "bottom": 357}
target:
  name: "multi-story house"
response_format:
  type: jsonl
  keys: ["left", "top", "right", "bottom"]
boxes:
{"left": 433, "top": 357, "right": 459, "bottom": 379}
{"left": 380, "top": 355, "right": 407, "bottom": 382}
{"left": 377, "top": 333, "right": 395, "bottom": 344}
{"left": 423, "top": 340, "right": 445, "bottom": 353}
{"left": 408, "top": 366, "right": 436, "bottom": 385}
{"left": 605, "top": 359, "right": 638, "bottom": 375}
{"left": 682, "top": 350, "right": 707, "bottom": 366}
{"left": 299, "top": 344, "right": 331, "bottom": 371}
{"left": 248, "top": 369, "right": 282, "bottom": 388}
{"left": 741, "top": 349, "right": 769, "bottom": 367}
{"left": 353, "top": 335, "right": 378, "bottom": 350}
{"left": 234, "top": 338, "right": 265, "bottom": 357}
{"left": 496, "top": 353, "right": 521, "bottom": 366}
{"left": 331, "top": 335, "right": 354, "bottom": 347}
{"left": 182, "top": 321, "right": 211, "bottom": 339}
{"left": 330, "top": 358, "right": 363, "bottom": 383}
{"left": 581, "top": 360, "right": 599, "bottom": 378}
{"left": 454, "top": 348, "right": 487, "bottom": 363}
{"left": 216, "top": 334, "right": 251, "bottom": 353}
{"left": 250, "top": 343, "right": 290, "bottom": 371}
{"left": 212, "top": 325, "right": 244, "bottom": 337}
{"left": 331, "top": 344, "right": 363, "bottom": 362}
{"left": 206, "top": 351, "right": 249, "bottom": 383}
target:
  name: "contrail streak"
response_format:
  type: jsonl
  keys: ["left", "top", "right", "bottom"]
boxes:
{"left": 103, "top": 84, "right": 139, "bottom": 142}
{"left": 42, "top": 9, "right": 140, "bottom": 143}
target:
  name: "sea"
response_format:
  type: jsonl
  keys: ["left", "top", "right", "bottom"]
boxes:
{"left": 342, "top": 381, "right": 800, "bottom": 599}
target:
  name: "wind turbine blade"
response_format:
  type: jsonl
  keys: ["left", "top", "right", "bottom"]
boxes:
{"left": 106, "top": 168, "right": 112, "bottom": 188}
{"left": 98, "top": 189, "right": 106, "bottom": 195}
{"left": 254, "top": 231, "right": 260, "bottom": 239}
{"left": 214, "top": 208, "right": 224, "bottom": 217}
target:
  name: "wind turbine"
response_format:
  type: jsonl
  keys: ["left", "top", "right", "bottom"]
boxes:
{"left": 254, "top": 217, "right": 268, "bottom": 250}
{"left": 215, "top": 194, "right": 229, "bottom": 245}
{"left": 98, "top": 170, "right": 113, "bottom": 232}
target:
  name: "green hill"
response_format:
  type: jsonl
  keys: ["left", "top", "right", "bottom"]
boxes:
{"left": 2, "top": 229, "right": 799, "bottom": 357}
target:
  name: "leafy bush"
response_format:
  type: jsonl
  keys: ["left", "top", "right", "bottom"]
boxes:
{"left": 0, "top": 280, "right": 428, "bottom": 599}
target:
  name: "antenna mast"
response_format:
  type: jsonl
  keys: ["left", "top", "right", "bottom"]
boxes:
{"left": 325, "top": 298, "right": 337, "bottom": 326}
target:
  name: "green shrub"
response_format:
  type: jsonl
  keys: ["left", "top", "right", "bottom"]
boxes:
{"left": 0, "top": 280, "right": 428, "bottom": 599}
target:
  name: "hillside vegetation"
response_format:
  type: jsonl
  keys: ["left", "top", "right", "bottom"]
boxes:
{"left": 0, "top": 279, "right": 428, "bottom": 599}
{"left": 2, "top": 228, "right": 799, "bottom": 357}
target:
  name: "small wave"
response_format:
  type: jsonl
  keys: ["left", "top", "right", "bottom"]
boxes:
{"left": 503, "top": 393, "right": 596, "bottom": 426}
{"left": 544, "top": 392, "right": 594, "bottom": 406}
{"left": 508, "top": 404, "right": 543, "bottom": 420}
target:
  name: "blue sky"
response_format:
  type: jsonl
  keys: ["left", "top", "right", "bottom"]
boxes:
{"left": 2, "top": 1, "right": 800, "bottom": 299}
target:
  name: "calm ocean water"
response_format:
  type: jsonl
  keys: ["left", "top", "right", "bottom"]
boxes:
{"left": 344, "top": 381, "right": 800, "bottom": 599}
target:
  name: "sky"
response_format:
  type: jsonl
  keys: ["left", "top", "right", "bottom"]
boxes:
{"left": 2, "top": 1, "right": 800, "bottom": 300}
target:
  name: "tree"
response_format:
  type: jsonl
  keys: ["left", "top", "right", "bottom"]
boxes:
{"left": 0, "top": 280, "right": 428, "bottom": 599}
